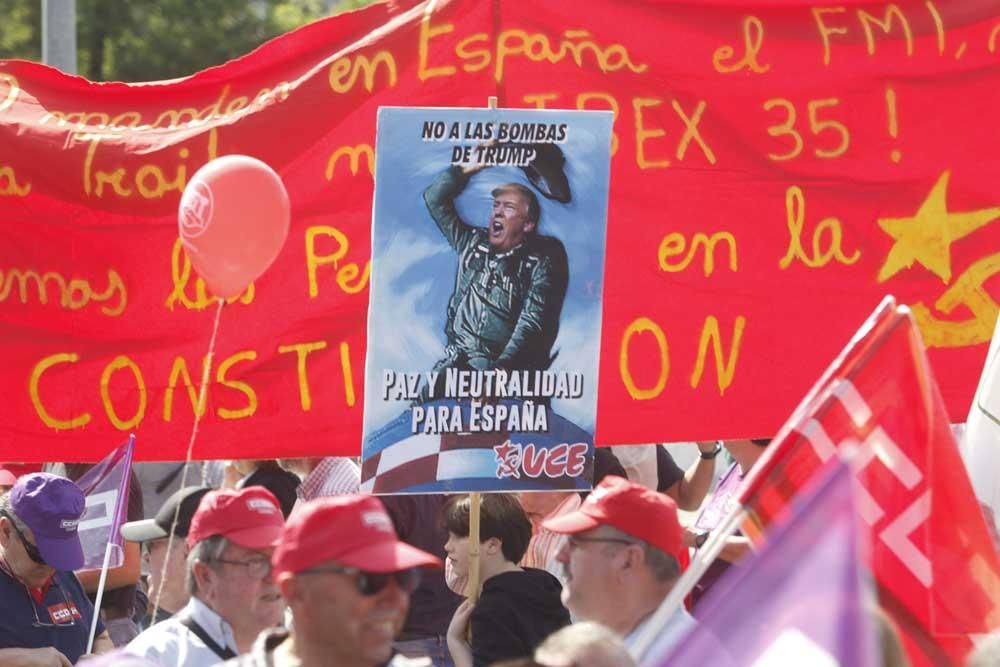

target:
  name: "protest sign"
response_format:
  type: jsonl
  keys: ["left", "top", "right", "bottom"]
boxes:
{"left": 361, "top": 106, "right": 613, "bottom": 493}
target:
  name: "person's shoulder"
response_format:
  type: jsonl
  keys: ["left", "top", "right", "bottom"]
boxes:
{"left": 123, "top": 619, "right": 184, "bottom": 657}
{"left": 528, "top": 234, "right": 566, "bottom": 257}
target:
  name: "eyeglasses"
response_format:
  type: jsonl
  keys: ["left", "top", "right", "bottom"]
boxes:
{"left": 565, "top": 535, "right": 636, "bottom": 552}
{"left": 24, "top": 579, "right": 77, "bottom": 628}
{"left": 300, "top": 565, "right": 421, "bottom": 596}
{"left": 215, "top": 557, "right": 272, "bottom": 580}
{"left": 0, "top": 511, "right": 46, "bottom": 566}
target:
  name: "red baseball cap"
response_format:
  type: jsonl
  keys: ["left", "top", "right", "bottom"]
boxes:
{"left": 543, "top": 475, "right": 683, "bottom": 560}
{"left": 186, "top": 487, "right": 284, "bottom": 549}
{"left": 272, "top": 495, "right": 442, "bottom": 578}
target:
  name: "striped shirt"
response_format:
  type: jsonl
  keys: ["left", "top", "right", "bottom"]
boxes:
{"left": 521, "top": 493, "right": 581, "bottom": 586}
{"left": 296, "top": 457, "right": 361, "bottom": 501}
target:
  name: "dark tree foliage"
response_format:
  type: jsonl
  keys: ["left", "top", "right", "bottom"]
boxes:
{"left": 0, "top": 0, "right": 376, "bottom": 82}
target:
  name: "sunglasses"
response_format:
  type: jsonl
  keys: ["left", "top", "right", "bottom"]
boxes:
{"left": 0, "top": 511, "right": 46, "bottom": 566}
{"left": 301, "top": 565, "right": 421, "bottom": 596}
{"left": 24, "top": 579, "right": 77, "bottom": 628}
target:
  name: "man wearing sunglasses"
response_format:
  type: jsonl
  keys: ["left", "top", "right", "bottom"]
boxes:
{"left": 544, "top": 476, "right": 696, "bottom": 662}
{"left": 124, "top": 487, "right": 286, "bottom": 666}
{"left": 221, "top": 494, "right": 443, "bottom": 667}
{"left": 0, "top": 473, "right": 114, "bottom": 665}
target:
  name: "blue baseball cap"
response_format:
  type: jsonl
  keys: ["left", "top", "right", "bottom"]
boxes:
{"left": 10, "top": 473, "right": 85, "bottom": 571}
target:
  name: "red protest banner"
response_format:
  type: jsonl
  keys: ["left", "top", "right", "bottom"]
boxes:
{"left": 739, "top": 301, "right": 1000, "bottom": 665}
{"left": 2, "top": 0, "right": 1000, "bottom": 461}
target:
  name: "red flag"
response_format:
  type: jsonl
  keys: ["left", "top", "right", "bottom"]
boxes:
{"left": 739, "top": 298, "right": 1000, "bottom": 666}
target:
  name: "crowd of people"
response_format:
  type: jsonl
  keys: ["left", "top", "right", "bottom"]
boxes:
{"left": 0, "top": 445, "right": 997, "bottom": 666}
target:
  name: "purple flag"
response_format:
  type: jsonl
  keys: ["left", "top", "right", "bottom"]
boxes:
{"left": 75, "top": 435, "right": 135, "bottom": 570}
{"left": 654, "top": 459, "right": 878, "bottom": 667}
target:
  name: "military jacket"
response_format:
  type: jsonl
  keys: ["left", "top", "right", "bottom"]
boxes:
{"left": 423, "top": 167, "right": 568, "bottom": 372}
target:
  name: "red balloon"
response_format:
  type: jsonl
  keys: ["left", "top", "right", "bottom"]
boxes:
{"left": 178, "top": 155, "right": 290, "bottom": 299}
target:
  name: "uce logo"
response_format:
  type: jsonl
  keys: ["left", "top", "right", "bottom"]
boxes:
{"left": 493, "top": 441, "right": 589, "bottom": 480}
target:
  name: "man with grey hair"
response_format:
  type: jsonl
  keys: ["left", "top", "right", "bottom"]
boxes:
{"left": 544, "top": 476, "right": 695, "bottom": 661}
{"left": 124, "top": 487, "right": 285, "bottom": 666}
{"left": 534, "top": 622, "right": 635, "bottom": 667}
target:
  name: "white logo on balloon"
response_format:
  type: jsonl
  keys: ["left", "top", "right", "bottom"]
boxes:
{"left": 179, "top": 181, "right": 214, "bottom": 239}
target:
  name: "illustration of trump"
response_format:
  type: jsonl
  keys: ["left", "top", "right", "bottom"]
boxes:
{"left": 423, "top": 160, "right": 569, "bottom": 381}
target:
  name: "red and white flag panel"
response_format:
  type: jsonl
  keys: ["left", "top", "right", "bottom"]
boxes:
{"left": 739, "top": 298, "right": 1000, "bottom": 665}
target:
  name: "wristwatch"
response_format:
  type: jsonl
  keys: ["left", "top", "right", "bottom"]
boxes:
{"left": 694, "top": 531, "right": 710, "bottom": 549}
{"left": 699, "top": 442, "right": 722, "bottom": 460}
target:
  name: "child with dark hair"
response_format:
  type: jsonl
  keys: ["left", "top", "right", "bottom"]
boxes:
{"left": 444, "top": 494, "right": 570, "bottom": 667}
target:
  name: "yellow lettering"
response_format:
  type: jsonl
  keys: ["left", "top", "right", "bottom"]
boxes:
{"left": 30, "top": 353, "right": 91, "bottom": 430}
{"left": 100, "top": 356, "right": 147, "bottom": 430}
{"left": 619, "top": 317, "right": 669, "bottom": 400}
{"left": 305, "top": 225, "right": 371, "bottom": 298}
{"left": 713, "top": 16, "right": 771, "bottom": 74}
{"left": 763, "top": 98, "right": 803, "bottom": 161}
{"left": 0, "top": 73, "right": 20, "bottom": 113}
{"left": 658, "top": 232, "right": 737, "bottom": 276}
{"left": 858, "top": 5, "right": 913, "bottom": 57}
{"left": 690, "top": 316, "right": 746, "bottom": 394}
{"left": 812, "top": 7, "right": 848, "bottom": 66}
{"left": 456, "top": 33, "right": 491, "bottom": 72}
{"left": 633, "top": 98, "right": 670, "bottom": 169}
{"left": 925, "top": 1, "right": 946, "bottom": 55}
{"left": 278, "top": 342, "right": 328, "bottom": 411}
{"left": 672, "top": 100, "right": 716, "bottom": 164}
{"left": 523, "top": 93, "right": 560, "bottom": 109}
{"left": 163, "top": 357, "right": 209, "bottom": 422}
{"left": 990, "top": 22, "right": 1000, "bottom": 53}
{"left": 807, "top": 98, "right": 850, "bottom": 159}
{"left": 418, "top": 17, "right": 457, "bottom": 81}
{"left": 0, "top": 165, "right": 30, "bottom": 197}
{"left": 340, "top": 341, "right": 357, "bottom": 407}
{"left": 325, "top": 144, "right": 375, "bottom": 180}
{"left": 216, "top": 351, "right": 258, "bottom": 419}
{"left": 167, "top": 238, "right": 253, "bottom": 310}
{"left": 328, "top": 52, "right": 397, "bottom": 94}
{"left": 0, "top": 267, "right": 125, "bottom": 316}
{"left": 779, "top": 186, "right": 861, "bottom": 269}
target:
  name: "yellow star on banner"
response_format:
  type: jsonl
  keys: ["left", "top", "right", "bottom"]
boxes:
{"left": 877, "top": 171, "right": 1000, "bottom": 283}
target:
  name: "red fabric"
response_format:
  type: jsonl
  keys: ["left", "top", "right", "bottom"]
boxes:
{"left": 1, "top": 1, "right": 999, "bottom": 461}
{"left": 271, "top": 495, "right": 442, "bottom": 577}
{"left": 739, "top": 302, "right": 1000, "bottom": 665}
{"left": 186, "top": 487, "right": 284, "bottom": 549}
{"left": 544, "top": 475, "right": 684, "bottom": 563}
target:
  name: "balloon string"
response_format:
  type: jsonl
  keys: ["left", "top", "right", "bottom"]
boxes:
{"left": 151, "top": 298, "right": 225, "bottom": 625}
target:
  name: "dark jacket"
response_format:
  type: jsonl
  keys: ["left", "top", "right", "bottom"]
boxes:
{"left": 469, "top": 567, "right": 570, "bottom": 667}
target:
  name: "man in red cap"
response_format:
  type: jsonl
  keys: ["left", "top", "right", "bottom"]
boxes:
{"left": 124, "top": 487, "right": 285, "bottom": 666}
{"left": 221, "top": 494, "right": 442, "bottom": 667}
{"left": 543, "top": 475, "right": 696, "bottom": 658}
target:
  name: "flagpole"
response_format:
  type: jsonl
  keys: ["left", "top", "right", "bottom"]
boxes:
{"left": 629, "top": 506, "right": 748, "bottom": 661}
{"left": 86, "top": 541, "right": 115, "bottom": 654}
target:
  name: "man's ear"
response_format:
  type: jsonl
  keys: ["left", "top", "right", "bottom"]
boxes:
{"left": 0, "top": 517, "right": 11, "bottom": 548}
{"left": 485, "top": 536, "right": 502, "bottom": 555}
{"left": 191, "top": 559, "right": 216, "bottom": 594}
{"left": 524, "top": 220, "right": 537, "bottom": 234}
{"left": 278, "top": 574, "right": 298, "bottom": 604}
